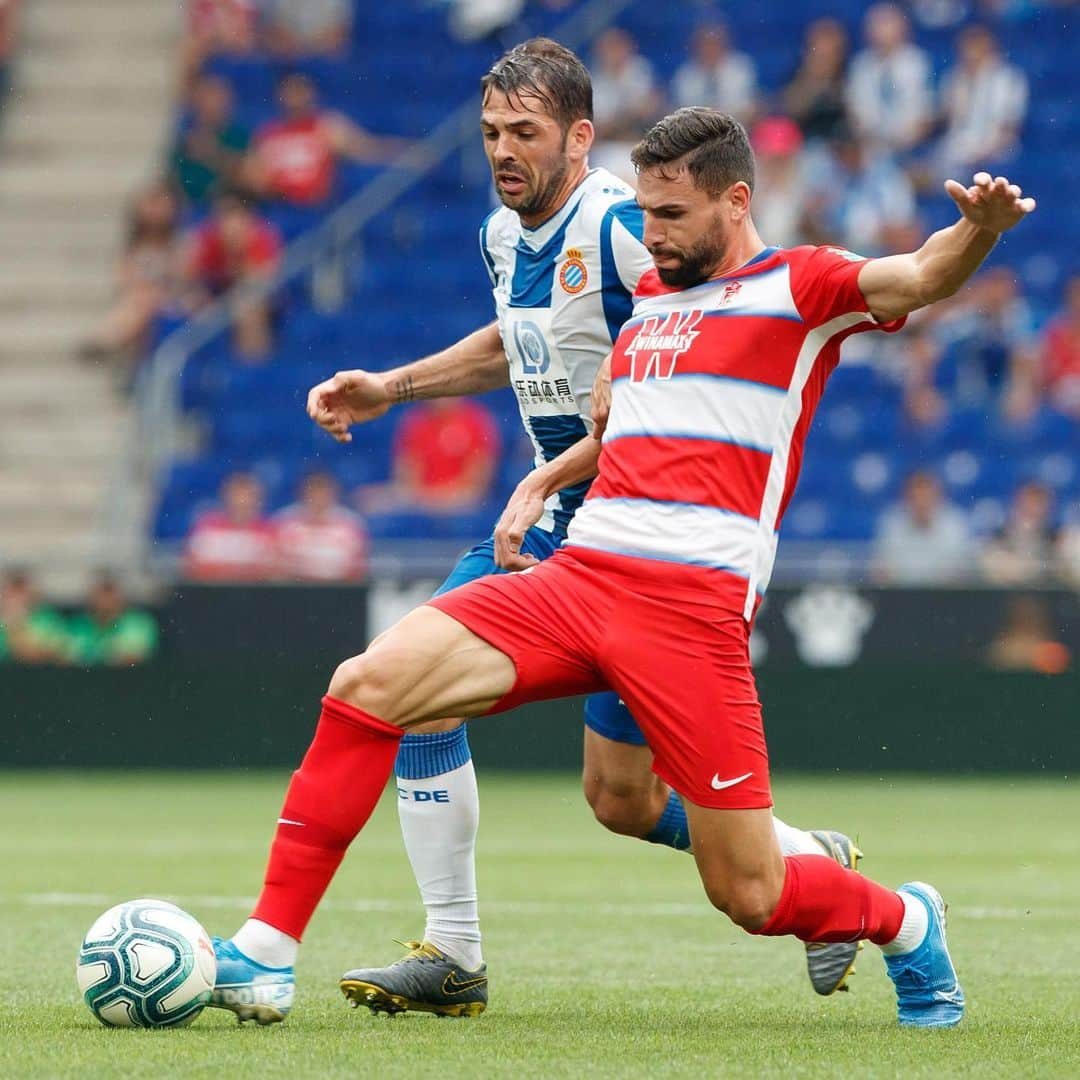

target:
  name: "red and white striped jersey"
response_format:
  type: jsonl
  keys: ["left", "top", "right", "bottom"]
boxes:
{"left": 564, "top": 244, "right": 904, "bottom": 620}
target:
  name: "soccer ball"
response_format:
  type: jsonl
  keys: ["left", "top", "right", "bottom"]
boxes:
{"left": 76, "top": 899, "right": 216, "bottom": 1028}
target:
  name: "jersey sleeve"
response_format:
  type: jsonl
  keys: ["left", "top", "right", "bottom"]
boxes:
{"left": 599, "top": 199, "right": 651, "bottom": 343}
{"left": 789, "top": 245, "right": 906, "bottom": 334}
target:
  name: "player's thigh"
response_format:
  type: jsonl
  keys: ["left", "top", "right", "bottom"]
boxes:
{"left": 428, "top": 552, "right": 610, "bottom": 715}
{"left": 682, "top": 804, "right": 785, "bottom": 926}
{"left": 600, "top": 597, "right": 772, "bottom": 811}
{"left": 330, "top": 605, "right": 516, "bottom": 726}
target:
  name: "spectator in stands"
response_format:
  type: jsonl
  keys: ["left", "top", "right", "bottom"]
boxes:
{"left": 899, "top": 328, "right": 952, "bottom": 445}
{"left": 0, "top": 569, "right": 67, "bottom": 664}
{"left": 363, "top": 399, "right": 500, "bottom": 514}
{"left": 171, "top": 73, "right": 250, "bottom": 206}
{"left": 802, "top": 127, "right": 918, "bottom": 256}
{"left": 671, "top": 21, "right": 758, "bottom": 127}
{"left": 590, "top": 27, "right": 661, "bottom": 183}
{"left": 274, "top": 471, "right": 369, "bottom": 582}
{"left": 248, "top": 73, "right": 407, "bottom": 209}
{"left": 184, "top": 471, "right": 277, "bottom": 581}
{"left": 748, "top": 116, "right": 808, "bottom": 249}
{"left": 64, "top": 573, "right": 159, "bottom": 667}
{"left": 182, "top": 0, "right": 258, "bottom": 90}
{"left": 937, "top": 24, "right": 1028, "bottom": 176}
{"left": 931, "top": 266, "right": 1035, "bottom": 405}
{"left": 846, "top": 4, "right": 934, "bottom": 157}
{"left": 783, "top": 17, "right": 850, "bottom": 144}
{"left": 0, "top": 0, "right": 19, "bottom": 117}
{"left": 987, "top": 595, "right": 1071, "bottom": 673}
{"left": 263, "top": 0, "right": 351, "bottom": 58}
{"left": 982, "top": 481, "right": 1059, "bottom": 585}
{"left": 1036, "top": 273, "right": 1080, "bottom": 416}
{"left": 873, "top": 470, "right": 972, "bottom": 584}
{"left": 182, "top": 190, "right": 281, "bottom": 357}
{"left": 81, "top": 181, "right": 183, "bottom": 378}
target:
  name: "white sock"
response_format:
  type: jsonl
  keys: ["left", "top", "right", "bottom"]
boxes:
{"left": 772, "top": 816, "right": 826, "bottom": 857}
{"left": 396, "top": 729, "right": 483, "bottom": 971}
{"left": 880, "top": 891, "right": 930, "bottom": 956}
{"left": 231, "top": 918, "right": 299, "bottom": 969}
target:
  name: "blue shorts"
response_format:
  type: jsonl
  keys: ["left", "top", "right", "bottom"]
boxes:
{"left": 434, "top": 528, "right": 647, "bottom": 746}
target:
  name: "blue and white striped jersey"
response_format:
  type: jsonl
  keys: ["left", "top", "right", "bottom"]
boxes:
{"left": 480, "top": 167, "right": 652, "bottom": 536}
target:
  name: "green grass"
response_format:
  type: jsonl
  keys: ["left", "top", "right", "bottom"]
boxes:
{"left": 1, "top": 772, "right": 1079, "bottom": 1079}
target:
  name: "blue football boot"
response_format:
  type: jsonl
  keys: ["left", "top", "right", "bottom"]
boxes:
{"left": 885, "top": 883, "right": 965, "bottom": 1028}
{"left": 208, "top": 937, "right": 295, "bottom": 1025}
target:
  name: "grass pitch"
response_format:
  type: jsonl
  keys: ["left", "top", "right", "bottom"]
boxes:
{"left": 2, "top": 771, "right": 1079, "bottom": 1079}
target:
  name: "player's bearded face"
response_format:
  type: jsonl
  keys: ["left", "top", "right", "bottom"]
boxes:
{"left": 638, "top": 168, "right": 734, "bottom": 288}
{"left": 649, "top": 210, "right": 729, "bottom": 289}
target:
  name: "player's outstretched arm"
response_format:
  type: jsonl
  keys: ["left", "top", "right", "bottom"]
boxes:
{"left": 306, "top": 322, "right": 507, "bottom": 443}
{"left": 857, "top": 172, "right": 1036, "bottom": 324}
{"left": 494, "top": 436, "right": 603, "bottom": 571}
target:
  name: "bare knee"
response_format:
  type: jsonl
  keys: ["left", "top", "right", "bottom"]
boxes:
{"left": 701, "top": 870, "right": 784, "bottom": 931}
{"left": 328, "top": 652, "right": 402, "bottom": 724}
{"left": 583, "top": 773, "right": 666, "bottom": 838}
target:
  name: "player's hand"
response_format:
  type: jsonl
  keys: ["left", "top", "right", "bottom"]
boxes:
{"left": 306, "top": 369, "right": 391, "bottom": 443}
{"left": 494, "top": 479, "right": 547, "bottom": 571}
{"left": 591, "top": 352, "right": 613, "bottom": 440}
{"left": 944, "top": 172, "right": 1035, "bottom": 235}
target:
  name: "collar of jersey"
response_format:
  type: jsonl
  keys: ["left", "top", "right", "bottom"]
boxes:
{"left": 639, "top": 246, "right": 783, "bottom": 304}
{"left": 517, "top": 168, "right": 600, "bottom": 249}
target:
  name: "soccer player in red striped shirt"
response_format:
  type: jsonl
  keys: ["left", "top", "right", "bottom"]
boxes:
{"left": 218, "top": 108, "right": 1034, "bottom": 1029}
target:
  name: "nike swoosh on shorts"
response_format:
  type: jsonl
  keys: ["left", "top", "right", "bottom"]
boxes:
{"left": 710, "top": 771, "right": 753, "bottom": 791}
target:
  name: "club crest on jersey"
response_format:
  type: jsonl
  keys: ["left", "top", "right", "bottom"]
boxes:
{"left": 719, "top": 280, "right": 743, "bottom": 305}
{"left": 558, "top": 248, "right": 588, "bottom": 294}
{"left": 624, "top": 310, "right": 703, "bottom": 382}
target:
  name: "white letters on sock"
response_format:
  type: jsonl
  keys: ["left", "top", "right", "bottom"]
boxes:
{"left": 397, "top": 760, "right": 483, "bottom": 971}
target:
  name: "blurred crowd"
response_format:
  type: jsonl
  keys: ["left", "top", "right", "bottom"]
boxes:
{"left": 0, "top": 570, "right": 158, "bottom": 667}
{"left": 82, "top": 0, "right": 407, "bottom": 376}
{"left": 576, "top": 5, "right": 1078, "bottom": 588}
{"left": 587, "top": 8, "right": 1027, "bottom": 228}
{"left": 874, "top": 472, "right": 1080, "bottom": 586}
{"left": 62, "top": 1, "right": 1079, "bottom": 588}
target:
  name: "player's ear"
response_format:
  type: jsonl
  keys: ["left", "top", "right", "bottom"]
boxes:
{"left": 727, "top": 181, "right": 751, "bottom": 222}
{"left": 568, "top": 118, "right": 594, "bottom": 161}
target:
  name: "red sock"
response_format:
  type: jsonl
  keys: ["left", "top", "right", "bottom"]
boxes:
{"left": 252, "top": 695, "right": 402, "bottom": 941}
{"left": 753, "top": 855, "right": 904, "bottom": 945}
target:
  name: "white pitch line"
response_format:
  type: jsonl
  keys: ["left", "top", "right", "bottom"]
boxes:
{"left": 14, "top": 893, "right": 1079, "bottom": 921}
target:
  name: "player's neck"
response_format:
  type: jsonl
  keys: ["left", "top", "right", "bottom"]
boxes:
{"left": 706, "top": 223, "right": 768, "bottom": 281}
{"left": 517, "top": 161, "right": 591, "bottom": 230}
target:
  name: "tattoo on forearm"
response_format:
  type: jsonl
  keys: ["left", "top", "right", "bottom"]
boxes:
{"left": 391, "top": 376, "right": 415, "bottom": 404}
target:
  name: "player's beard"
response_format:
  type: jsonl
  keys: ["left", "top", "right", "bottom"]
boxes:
{"left": 495, "top": 154, "right": 570, "bottom": 221}
{"left": 652, "top": 214, "right": 729, "bottom": 289}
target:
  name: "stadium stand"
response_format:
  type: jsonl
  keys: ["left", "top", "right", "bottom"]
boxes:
{"left": 137, "top": 1, "right": 1077, "bottom": 576}
{"left": 0, "top": 0, "right": 174, "bottom": 596}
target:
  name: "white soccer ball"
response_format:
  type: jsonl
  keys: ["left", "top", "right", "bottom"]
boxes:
{"left": 76, "top": 898, "right": 216, "bottom": 1028}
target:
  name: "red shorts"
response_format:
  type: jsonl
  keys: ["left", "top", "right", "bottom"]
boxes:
{"left": 428, "top": 546, "right": 772, "bottom": 810}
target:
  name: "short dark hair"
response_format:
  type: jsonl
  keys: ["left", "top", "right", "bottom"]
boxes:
{"left": 631, "top": 107, "right": 755, "bottom": 195}
{"left": 481, "top": 37, "right": 593, "bottom": 131}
